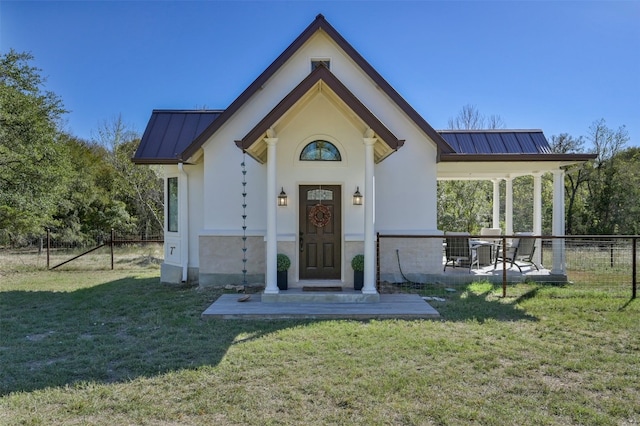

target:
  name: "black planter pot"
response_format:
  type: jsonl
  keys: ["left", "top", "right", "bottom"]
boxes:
{"left": 353, "top": 270, "right": 364, "bottom": 290}
{"left": 277, "top": 270, "right": 288, "bottom": 290}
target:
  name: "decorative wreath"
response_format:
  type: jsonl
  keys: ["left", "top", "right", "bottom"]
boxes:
{"left": 309, "top": 204, "right": 331, "bottom": 228}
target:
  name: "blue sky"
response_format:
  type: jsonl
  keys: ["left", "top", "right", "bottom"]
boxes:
{"left": 2, "top": 1, "right": 639, "bottom": 148}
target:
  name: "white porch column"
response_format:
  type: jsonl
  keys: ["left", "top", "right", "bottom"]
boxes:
{"left": 264, "top": 133, "right": 279, "bottom": 294}
{"left": 533, "top": 172, "right": 543, "bottom": 266}
{"left": 492, "top": 179, "right": 501, "bottom": 229}
{"left": 362, "top": 132, "right": 377, "bottom": 295}
{"left": 552, "top": 169, "right": 566, "bottom": 274}
{"left": 505, "top": 177, "right": 513, "bottom": 236}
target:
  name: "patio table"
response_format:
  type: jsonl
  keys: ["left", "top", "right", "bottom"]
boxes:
{"left": 471, "top": 240, "right": 499, "bottom": 267}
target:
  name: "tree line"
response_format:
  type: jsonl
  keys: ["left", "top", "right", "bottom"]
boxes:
{"left": 1, "top": 51, "right": 638, "bottom": 248}
{"left": 1, "top": 50, "right": 162, "bottom": 247}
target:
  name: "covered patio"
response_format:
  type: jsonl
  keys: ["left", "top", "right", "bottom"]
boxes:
{"left": 377, "top": 233, "right": 560, "bottom": 287}
{"left": 434, "top": 130, "right": 596, "bottom": 278}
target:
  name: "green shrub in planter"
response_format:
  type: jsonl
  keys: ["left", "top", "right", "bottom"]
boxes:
{"left": 351, "top": 254, "right": 364, "bottom": 290}
{"left": 277, "top": 253, "right": 291, "bottom": 272}
{"left": 351, "top": 254, "right": 364, "bottom": 272}
{"left": 276, "top": 253, "right": 291, "bottom": 290}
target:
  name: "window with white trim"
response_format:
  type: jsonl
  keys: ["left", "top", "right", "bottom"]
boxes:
{"left": 300, "top": 140, "right": 342, "bottom": 161}
{"left": 167, "top": 177, "right": 178, "bottom": 232}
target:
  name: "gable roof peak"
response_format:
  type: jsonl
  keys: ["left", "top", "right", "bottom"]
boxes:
{"left": 179, "top": 14, "right": 453, "bottom": 160}
{"left": 235, "top": 64, "right": 404, "bottom": 163}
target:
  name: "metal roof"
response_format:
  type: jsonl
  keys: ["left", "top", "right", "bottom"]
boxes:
{"left": 438, "top": 130, "right": 553, "bottom": 155}
{"left": 133, "top": 110, "right": 222, "bottom": 164}
{"left": 437, "top": 130, "right": 596, "bottom": 163}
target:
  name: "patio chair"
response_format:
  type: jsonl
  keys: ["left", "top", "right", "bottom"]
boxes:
{"left": 480, "top": 227, "right": 502, "bottom": 263}
{"left": 494, "top": 232, "right": 539, "bottom": 272}
{"left": 444, "top": 232, "right": 473, "bottom": 272}
{"left": 480, "top": 227, "right": 502, "bottom": 239}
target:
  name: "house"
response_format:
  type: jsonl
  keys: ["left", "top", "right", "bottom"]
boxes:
{"left": 133, "top": 15, "right": 594, "bottom": 294}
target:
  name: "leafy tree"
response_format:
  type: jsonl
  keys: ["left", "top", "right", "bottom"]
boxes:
{"left": 511, "top": 176, "right": 532, "bottom": 232}
{"left": 549, "top": 120, "right": 635, "bottom": 235}
{"left": 583, "top": 119, "right": 629, "bottom": 234}
{"left": 93, "top": 116, "right": 163, "bottom": 238}
{"left": 52, "top": 134, "right": 137, "bottom": 244}
{"left": 550, "top": 133, "right": 588, "bottom": 234}
{"left": 437, "top": 180, "right": 492, "bottom": 232}
{"left": 612, "top": 147, "right": 640, "bottom": 234}
{"left": 0, "top": 50, "right": 71, "bottom": 243}
{"left": 0, "top": 51, "right": 163, "bottom": 246}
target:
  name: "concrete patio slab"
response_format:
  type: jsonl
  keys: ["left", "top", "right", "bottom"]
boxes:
{"left": 405, "top": 264, "right": 567, "bottom": 285}
{"left": 202, "top": 293, "right": 440, "bottom": 320}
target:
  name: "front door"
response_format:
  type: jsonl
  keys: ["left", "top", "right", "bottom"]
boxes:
{"left": 299, "top": 185, "right": 341, "bottom": 280}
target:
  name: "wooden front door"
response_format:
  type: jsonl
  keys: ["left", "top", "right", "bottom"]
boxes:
{"left": 299, "top": 185, "right": 341, "bottom": 280}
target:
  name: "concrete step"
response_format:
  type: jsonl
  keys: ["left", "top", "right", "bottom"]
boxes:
{"left": 202, "top": 293, "right": 440, "bottom": 320}
{"left": 262, "top": 288, "right": 380, "bottom": 304}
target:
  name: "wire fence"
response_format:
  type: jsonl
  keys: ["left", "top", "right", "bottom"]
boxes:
{"left": 2, "top": 230, "right": 637, "bottom": 300}
{"left": 377, "top": 234, "right": 638, "bottom": 300}
{"left": 0, "top": 229, "right": 164, "bottom": 272}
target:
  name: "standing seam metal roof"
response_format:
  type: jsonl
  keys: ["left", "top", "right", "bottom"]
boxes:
{"left": 438, "top": 130, "right": 553, "bottom": 155}
{"left": 133, "top": 110, "right": 222, "bottom": 163}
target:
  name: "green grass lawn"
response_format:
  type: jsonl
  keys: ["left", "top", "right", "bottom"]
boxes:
{"left": 1, "top": 270, "right": 638, "bottom": 425}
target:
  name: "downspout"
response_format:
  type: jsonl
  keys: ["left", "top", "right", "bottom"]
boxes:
{"left": 178, "top": 163, "right": 189, "bottom": 282}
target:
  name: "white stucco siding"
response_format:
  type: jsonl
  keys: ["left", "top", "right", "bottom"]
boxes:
{"left": 186, "top": 162, "right": 204, "bottom": 269}
{"left": 202, "top": 133, "right": 267, "bottom": 234}
{"left": 375, "top": 135, "right": 438, "bottom": 232}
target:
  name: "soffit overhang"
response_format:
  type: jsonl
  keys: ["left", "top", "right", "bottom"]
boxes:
{"left": 235, "top": 65, "right": 404, "bottom": 164}
{"left": 437, "top": 154, "right": 597, "bottom": 180}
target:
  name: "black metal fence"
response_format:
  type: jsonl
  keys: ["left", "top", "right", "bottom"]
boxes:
{"left": 377, "top": 234, "right": 638, "bottom": 299}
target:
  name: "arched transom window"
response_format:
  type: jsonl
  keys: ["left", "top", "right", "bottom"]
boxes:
{"left": 300, "top": 140, "right": 342, "bottom": 161}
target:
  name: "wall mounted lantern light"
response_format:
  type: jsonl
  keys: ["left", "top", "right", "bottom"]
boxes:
{"left": 278, "top": 187, "right": 288, "bottom": 207}
{"left": 352, "top": 186, "right": 363, "bottom": 205}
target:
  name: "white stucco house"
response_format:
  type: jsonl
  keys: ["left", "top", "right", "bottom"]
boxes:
{"left": 133, "top": 15, "right": 594, "bottom": 295}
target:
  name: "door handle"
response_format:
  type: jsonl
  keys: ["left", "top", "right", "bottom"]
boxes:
{"left": 299, "top": 232, "right": 304, "bottom": 252}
